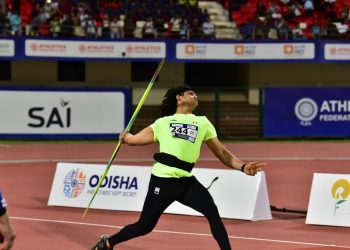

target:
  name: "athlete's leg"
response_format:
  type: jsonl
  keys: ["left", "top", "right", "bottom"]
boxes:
{"left": 108, "top": 175, "right": 175, "bottom": 246}
{"left": 178, "top": 177, "right": 231, "bottom": 250}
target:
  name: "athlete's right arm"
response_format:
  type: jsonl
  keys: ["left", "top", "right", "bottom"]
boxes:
{"left": 119, "top": 126, "right": 154, "bottom": 146}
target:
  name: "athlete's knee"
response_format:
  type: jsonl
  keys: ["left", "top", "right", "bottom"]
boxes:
{"left": 134, "top": 220, "right": 157, "bottom": 236}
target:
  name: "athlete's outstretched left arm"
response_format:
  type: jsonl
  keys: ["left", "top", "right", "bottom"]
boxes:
{"left": 206, "top": 137, "right": 266, "bottom": 176}
{"left": 119, "top": 126, "right": 154, "bottom": 146}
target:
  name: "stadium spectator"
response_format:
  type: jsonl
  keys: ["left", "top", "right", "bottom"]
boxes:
{"left": 0, "top": 191, "right": 16, "bottom": 250}
{"left": 153, "top": 8, "right": 166, "bottom": 37}
{"left": 267, "top": 1, "right": 282, "bottom": 19}
{"left": 0, "top": 5, "right": 6, "bottom": 35}
{"left": 277, "top": 17, "right": 292, "bottom": 39}
{"left": 101, "top": 14, "right": 110, "bottom": 38}
{"left": 179, "top": 18, "right": 189, "bottom": 39}
{"left": 60, "top": 13, "right": 75, "bottom": 37}
{"left": 311, "top": 20, "right": 322, "bottom": 38}
{"left": 284, "top": 6, "right": 296, "bottom": 23}
{"left": 50, "top": 14, "right": 62, "bottom": 36}
{"left": 326, "top": 4, "right": 337, "bottom": 22}
{"left": 255, "top": 16, "right": 270, "bottom": 39}
{"left": 169, "top": 13, "right": 182, "bottom": 38}
{"left": 201, "top": 16, "right": 215, "bottom": 39}
{"left": 143, "top": 16, "right": 155, "bottom": 38}
{"left": 29, "top": 13, "right": 40, "bottom": 36}
{"left": 304, "top": 0, "right": 315, "bottom": 17}
{"left": 109, "top": 16, "right": 120, "bottom": 38}
{"left": 8, "top": 10, "right": 21, "bottom": 35}
{"left": 85, "top": 15, "right": 97, "bottom": 37}
{"left": 123, "top": 14, "right": 135, "bottom": 38}
{"left": 291, "top": 2, "right": 303, "bottom": 17}
{"left": 338, "top": 5, "right": 350, "bottom": 23}
{"left": 242, "top": 18, "right": 256, "bottom": 39}
{"left": 189, "top": 17, "right": 202, "bottom": 39}
{"left": 256, "top": 3, "right": 266, "bottom": 17}
{"left": 34, "top": 5, "right": 48, "bottom": 25}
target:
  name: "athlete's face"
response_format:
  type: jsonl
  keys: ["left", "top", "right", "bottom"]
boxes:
{"left": 179, "top": 90, "right": 198, "bottom": 108}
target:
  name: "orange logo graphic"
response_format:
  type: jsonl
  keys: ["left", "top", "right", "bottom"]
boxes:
{"left": 234, "top": 45, "right": 244, "bottom": 55}
{"left": 185, "top": 45, "right": 196, "bottom": 55}
{"left": 284, "top": 45, "right": 294, "bottom": 54}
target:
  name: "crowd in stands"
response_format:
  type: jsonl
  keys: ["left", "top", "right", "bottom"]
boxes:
{"left": 228, "top": 0, "right": 350, "bottom": 39}
{"left": 0, "top": 0, "right": 214, "bottom": 39}
{"left": 0, "top": 0, "right": 349, "bottom": 39}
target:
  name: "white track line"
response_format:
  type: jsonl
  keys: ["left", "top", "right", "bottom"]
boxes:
{"left": 1, "top": 156, "right": 350, "bottom": 164}
{"left": 11, "top": 216, "right": 350, "bottom": 248}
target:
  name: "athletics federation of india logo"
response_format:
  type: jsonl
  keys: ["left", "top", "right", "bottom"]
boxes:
{"left": 294, "top": 98, "right": 318, "bottom": 126}
{"left": 63, "top": 168, "right": 86, "bottom": 198}
{"left": 332, "top": 179, "right": 350, "bottom": 216}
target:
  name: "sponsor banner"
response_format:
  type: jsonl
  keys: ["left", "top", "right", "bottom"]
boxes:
{"left": 25, "top": 39, "right": 166, "bottom": 58}
{"left": 48, "top": 163, "right": 272, "bottom": 221}
{"left": 324, "top": 43, "right": 350, "bottom": 60}
{"left": 0, "top": 89, "right": 129, "bottom": 137}
{"left": 48, "top": 163, "right": 151, "bottom": 211}
{"left": 0, "top": 39, "right": 15, "bottom": 57}
{"left": 306, "top": 173, "right": 350, "bottom": 227}
{"left": 264, "top": 87, "right": 350, "bottom": 137}
{"left": 165, "top": 170, "right": 271, "bottom": 221}
{"left": 176, "top": 43, "right": 315, "bottom": 60}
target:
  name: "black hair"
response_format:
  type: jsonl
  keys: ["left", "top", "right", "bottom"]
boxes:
{"left": 161, "top": 85, "right": 193, "bottom": 117}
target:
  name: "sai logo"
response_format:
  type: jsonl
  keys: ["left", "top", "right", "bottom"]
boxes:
{"left": 63, "top": 168, "right": 86, "bottom": 198}
{"left": 331, "top": 179, "right": 350, "bottom": 216}
{"left": 294, "top": 98, "right": 318, "bottom": 126}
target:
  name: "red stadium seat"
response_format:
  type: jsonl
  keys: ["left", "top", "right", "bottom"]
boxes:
{"left": 20, "top": 0, "right": 35, "bottom": 25}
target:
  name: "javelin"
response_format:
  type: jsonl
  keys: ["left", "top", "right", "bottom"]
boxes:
{"left": 83, "top": 58, "right": 165, "bottom": 219}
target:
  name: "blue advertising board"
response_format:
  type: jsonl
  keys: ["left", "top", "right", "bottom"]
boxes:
{"left": 264, "top": 88, "right": 350, "bottom": 137}
{"left": 3, "top": 37, "right": 350, "bottom": 63}
{"left": 0, "top": 37, "right": 320, "bottom": 62}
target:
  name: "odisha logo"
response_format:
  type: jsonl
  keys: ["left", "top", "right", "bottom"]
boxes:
{"left": 294, "top": 98, "right": 318, "bottom": 126}
{"left": 63, "top": 168, "right": 86, "bottom": 198}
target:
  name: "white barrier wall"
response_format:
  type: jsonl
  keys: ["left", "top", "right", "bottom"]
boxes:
{"left": 165, "top": 168, "right": 271, "bottom": 221}
{"left": 306, "top": 173, "right": 350, "bottom": 227}
{"left": 0, "top": 89, "right": 127, "bottom": 137}
{"left": 48, "top": 163, "right": 272, "bottom": 221}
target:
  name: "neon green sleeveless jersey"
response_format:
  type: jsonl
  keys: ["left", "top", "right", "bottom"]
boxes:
{"left": 150, "top": 113, "right": 217, "bottom": 178}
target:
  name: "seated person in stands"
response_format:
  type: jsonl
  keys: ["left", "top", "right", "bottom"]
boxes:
{"left": 202, "top": 16, "right": 215, "bottom": 40}
{"left": 153, "top": 8, "right": 166, "bottom": 37}
{"left": 190, "top": 17, "right": 202, "bottom": 39}
{"left": 143, "top": 16, "right": 155, "bottom": 38}
{"left": 123, "top": 14, "right": 135, "bottom": 38}
{"left": 0, "top": 5, "right": 7, "bottom": 35}
{"left": 312, "top": 20, "right": 321, "bottom": 39}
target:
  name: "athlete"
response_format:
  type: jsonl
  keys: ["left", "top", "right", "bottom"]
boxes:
{"left": 91, "top": 85, "right": 266, "bottom": 250}
{"left": 0, "top": 191, "right": 16, "bottom": 250}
